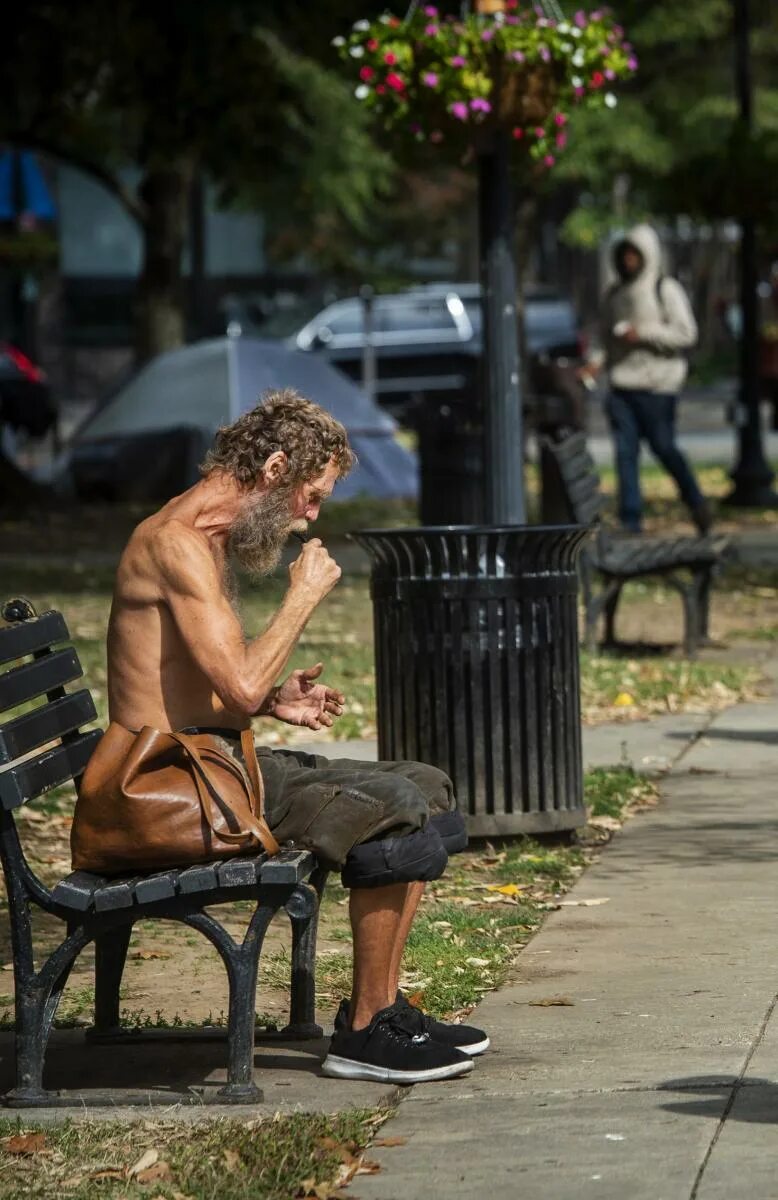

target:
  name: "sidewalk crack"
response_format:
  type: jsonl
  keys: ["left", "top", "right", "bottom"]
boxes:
{"left": 689, "top": 990, "right": 778, "bottom": 1198}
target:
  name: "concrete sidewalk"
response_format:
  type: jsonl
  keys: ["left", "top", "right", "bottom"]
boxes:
{"left": 356, "top": 698, "right": 778, "bottom": 1200}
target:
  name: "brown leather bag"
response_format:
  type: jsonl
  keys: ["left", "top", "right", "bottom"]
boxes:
{"left": 71, "top": 724, "right": 280, "bottom": 874}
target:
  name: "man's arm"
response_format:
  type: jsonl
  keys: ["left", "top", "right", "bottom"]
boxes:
{"left": 637, "top": 279, "right": 698, "bottom": 353}
{"left": 152, "top": 524, "right": 341, "bottom": 716}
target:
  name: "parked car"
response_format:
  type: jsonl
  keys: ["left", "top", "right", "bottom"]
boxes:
{"left": 289, "top": 284, "right": 585, "bottom": 426}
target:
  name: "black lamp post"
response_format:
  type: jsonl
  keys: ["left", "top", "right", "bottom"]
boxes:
{"left": 726, "top": 0, "right": 777, "bottom": 506}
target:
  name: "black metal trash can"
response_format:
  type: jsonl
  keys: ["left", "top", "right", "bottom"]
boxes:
{"left": 350, "top": 525, "right": 589, "bottom": 837}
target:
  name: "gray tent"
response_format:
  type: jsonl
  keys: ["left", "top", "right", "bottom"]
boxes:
{"left": 68, "top": 336, "right": 418, "bottom": 501}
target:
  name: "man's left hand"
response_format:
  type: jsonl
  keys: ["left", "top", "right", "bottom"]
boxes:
{"left": 270, "top": 663, "right": 345, "bottom": 730}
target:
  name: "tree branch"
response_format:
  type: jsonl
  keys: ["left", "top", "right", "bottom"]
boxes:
{"left": 5, "top": 134, "right": 148, "bottom": 226}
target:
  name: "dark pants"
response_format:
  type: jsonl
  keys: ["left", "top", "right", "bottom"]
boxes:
{"left": 607, "top": 388, "right": 704, "bottom": 532}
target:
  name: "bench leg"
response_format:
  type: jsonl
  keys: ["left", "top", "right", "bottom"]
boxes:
{"left": 584, "top": 579, "right": 621, "bottom": 654}
{"left": 185, "top": 903, "right": 277, "bottom": 1103}
{"left": 666, "top": 575, "right": 700, "bottom": 658}
{"left": 697, "top": 566, "right": 713, "bottom": 644}
{"left": 5, "top": 926, "right": 90, "bottom": 1106}
{"left": 92, "top": 926, "right": 133, "bottom": 1035}
{"left": 603, "top": 584, "right": 623, "bottom": 647}
{"left": 281, "top": 880, "right": 326, "bottom": 1039}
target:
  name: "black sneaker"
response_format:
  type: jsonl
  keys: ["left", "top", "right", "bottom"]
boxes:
{"left": 394, "top": 991, "right": 490, "bottom": 1056}
{"left": 334, "top": 995, "right": 490, "bottom": 1057}
{"left": 323, "top": 1001, "right": 474, "bottom": 1084}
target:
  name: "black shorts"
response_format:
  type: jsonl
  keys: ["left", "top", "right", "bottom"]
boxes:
{"left": 186, "top": 731, "right": 468, "bottom": 890}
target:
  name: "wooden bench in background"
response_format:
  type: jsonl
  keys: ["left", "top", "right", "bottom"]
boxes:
{"left": 540, "top": 433, "right": 729, "bottom": 657}
{"left": 0, "top": 598, "right": 328, "bottom": 1107}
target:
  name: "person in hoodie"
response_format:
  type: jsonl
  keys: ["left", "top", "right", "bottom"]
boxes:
{"left": 583, "top": 224, "right": 712, "bottom": 535}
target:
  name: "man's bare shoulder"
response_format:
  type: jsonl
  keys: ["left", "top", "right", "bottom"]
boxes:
{"left": 117, "top": 514, "right": 219, "bottom": 601}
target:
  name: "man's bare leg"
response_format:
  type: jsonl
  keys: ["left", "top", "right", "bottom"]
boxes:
{"left": 349, "top": 882, "right": 421, "bottom": 1030}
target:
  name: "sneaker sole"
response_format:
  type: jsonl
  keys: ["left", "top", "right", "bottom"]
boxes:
{"left": 457, "top": 1036, "right": 490, "bottom": 1056}
{"left": 321, "top": 1053, "right": 474, "bottom": 1084}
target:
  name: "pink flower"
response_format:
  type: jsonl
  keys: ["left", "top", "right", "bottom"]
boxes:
{"left": 425, "top": 24, "right": 438, "bottom": 35}
{"left": 384, "top": 51, "right": 397, "bottom": 65}
{"left": 367, "top": 38, "right": 378, "bottom": 51}
{"left": 359, "top": 66, "right": 374, "bottom": 82}
{"left": 424, "top": 4, "right": 438, "bottom": 14}
{"left": 512, "top": 126, "right": 524, "bottom": 139}
{"left": 605, "top": 68, "right": 616, "bottom": 80}
{"left": 481, "top": 28, "right": 494, "bottom": 41}
{"left": 386, "top": 72, "right": 405, "bottom": 92}
{"left": 556, "top": 132, "right": 567, "bottom": 148}
{"left": 505, "top": 15, "right": 519, "bottom": 24}
{"left": 451, "top": 54, "right": 467, "bottom": 67}
{"left": 534, "top": 126, "right": 545, "bottom": 137}
{"left": 376, "top": 84, "right": 386, "bottom": 94}
{"left": 591, "top": 70, "right": 605, "bottom": 87}
{"left": 627, "top": 55, "right": 639, "bottom": 70}
{"left": 574, "top": 10, "right": 587, "bottom": 27}
{"left": 450, "top": 101, "right": 469, "bottom": 120}
{"left": 574, "top": 85, "right": 585, "bottom": 99}
{"left": 423, "top": 71, "right": 439, "bottom": 87}
{"left": 510, "top": 50, "right": 525, "bottom": 62}
{"left": 544, "top": 154, "right": 556, "bottom": 167}
{"left": 470, "top": 97, "right": 492, "bottom": 113}
{"left": 554, "top": 112, "right": 567, "bottom": 127}
{"left": 539, "top": 45, "right": 551, "bottom": 62}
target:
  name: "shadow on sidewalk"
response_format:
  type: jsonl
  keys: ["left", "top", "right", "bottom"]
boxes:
{"left": 666, "top": 728, "right": 778, "bottom": 746}
{"left": 658, "top": 1075, "right": 778, "bottom": 1125}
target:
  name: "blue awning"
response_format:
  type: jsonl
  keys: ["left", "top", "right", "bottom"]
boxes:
{"left": 0, "top": 151, "right": 56, "bottom": 221}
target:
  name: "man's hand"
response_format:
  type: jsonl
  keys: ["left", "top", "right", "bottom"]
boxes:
{"left": 615, "top": 323, "right": 639, "bottom": 344}
{"left": 288, "top": 539, "right": 341, "bottom": 604}
{"left": 269, "top": 663, "right": 346, "bottom": 730}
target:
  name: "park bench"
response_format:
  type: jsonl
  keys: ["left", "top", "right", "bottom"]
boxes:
{"left": 540, "top": 432, "right": 729, "bottom": 657}
{"left": 0, "top": 597, "right": 328, "bottom": 1107}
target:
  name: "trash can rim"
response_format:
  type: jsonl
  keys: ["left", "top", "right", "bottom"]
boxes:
{"left": 349, "top": 523, "right": 589, "bottom": 537}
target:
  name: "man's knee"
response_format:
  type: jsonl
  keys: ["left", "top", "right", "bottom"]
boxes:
{"left": 384, "top": 762, "right": 468, "bottom": 855}
{"left": 340, "top": 822, "right": 448, "bottom": 889}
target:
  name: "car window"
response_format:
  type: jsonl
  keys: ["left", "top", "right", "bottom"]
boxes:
{"left": 324, "top": 304, "right": 364, "bottom": 336}
{"left": 378, "top": 299, "right": 457, "bottom": 334}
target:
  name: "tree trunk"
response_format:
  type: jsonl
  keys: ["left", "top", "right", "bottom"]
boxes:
{"left": 134, "top": 161, "right": 193, "bottom": 363}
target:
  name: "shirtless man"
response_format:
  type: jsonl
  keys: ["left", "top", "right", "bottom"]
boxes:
{"left": 106, "top": 389, "right": 487, "bottom": 1084}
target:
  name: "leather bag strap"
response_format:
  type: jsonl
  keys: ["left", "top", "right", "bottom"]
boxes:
{"left": 169, "top": 732, "right": 280, "bottom": 856}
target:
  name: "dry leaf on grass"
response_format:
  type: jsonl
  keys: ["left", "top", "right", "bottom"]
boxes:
{"left": 1, "top": 1132, "right": 48, "bottom": 1155}
{"left": 529, "top": 996, "right": 575, "bottom": 1007}
{"left": 373, "top": 1136, "right": 408, "bottom": 1147}
{"left": 356, "top": 1159, "right": 382, "bottom": 1175}
{"left": 587, "top": 816, "right": 623, "bottom": 832}
{"left": 136, "top": 1161, "right": 173, "bottom": 1184}
{"left": 484, "top": 883, "right": 525, "bottom": 896}
{"left": 223, "top": 1148, "right": 242, "bottom": 1171}
{"left": 128, "top": 1148, "right": 158, "bottom": 1177}
{"left": 131, "top": 950, "right": 171, "bottom": 961}
{"left": 90, "top": 1169, "right": 125, "bottom": 1181}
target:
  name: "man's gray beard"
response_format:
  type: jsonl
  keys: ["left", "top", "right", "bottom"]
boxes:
{"left": 227, "top": 485, "right": 296, "bottom": 579}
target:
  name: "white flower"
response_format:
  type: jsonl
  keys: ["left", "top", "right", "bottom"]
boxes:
{"left": 557, "top": 21, "right": 570, "bottom": 33}
{"left": 353, "top": 19, "right": 370, "bottom": 31}
{"left": 561, "top": 42, "right": 573, "bottom": 54}
{"left": 572, "top": 50, "right": 585, "bottom": 67}
{"left": 571, "top": 75, "right": 583, "bottom": 87}
{"left": 331, "top": 35, "right": 345, "bottom": 46}
{"left": 604, "top": 92, "right": 618, "bottom": 107}
{"left": 349, "top": 45, "right": 365, "bottom": 57}
{"left": 355, "top": 84, "right": 370, "bottom": 100}
{"left": 571, "top": 26, "right": 582, "bottom": 37}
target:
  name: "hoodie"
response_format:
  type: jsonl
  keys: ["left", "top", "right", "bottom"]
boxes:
{"left": 595, "top": 223, "right": 698, "bottom": 395}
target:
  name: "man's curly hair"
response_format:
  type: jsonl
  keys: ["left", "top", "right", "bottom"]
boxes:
{"left": 201, "top": 389, "right": 355, "bottom": 490}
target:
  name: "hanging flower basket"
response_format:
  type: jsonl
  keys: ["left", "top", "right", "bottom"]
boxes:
{"left": 335, "top": 5, "right": 637, "bottom": 166}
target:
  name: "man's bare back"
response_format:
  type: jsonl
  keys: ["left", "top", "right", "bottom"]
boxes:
{"left": 108, "top": 461, "right": 342, "bottom": 734}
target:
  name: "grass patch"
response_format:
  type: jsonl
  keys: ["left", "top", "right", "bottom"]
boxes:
{"left": 580, "top": 651, "right": 757, "bottom": 721}
{"left": 585, "top": 765, "right": 658, "bottom": 820}
{"left": 0, "top": 1109, "right": 388, "bottom": 1200}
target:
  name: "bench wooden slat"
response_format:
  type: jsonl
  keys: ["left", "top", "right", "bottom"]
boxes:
{"left": 93, "top": 875, "right": 144, "bottom": 912}
{"left": 0, "top": 648, "right": 83, "bottom": 713}
{"left": 217, "top": 857, "right": 265, "bottom": 888}
{"left": 0, "top": 611, "right": 69, "bottom": 666}
{"left": 261, "top": 849, "right": 315, "bottom": 884}
{"left": 134, "top": 871, "right": 179, "bottom": 904}
{"left": 51, "top": 870, "right": 108, "bottom": 911}
{"left": 0, "top": 730, "right": 101, "bottom": 810}
{"left": 0, "top": 690, "right": 97, "bottom": 764}
{"left": 177, "top": 862, "right": 220, "bottom": 894}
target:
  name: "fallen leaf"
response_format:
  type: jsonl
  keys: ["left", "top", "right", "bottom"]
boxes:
{"left": 529, "top": 996, "right": 575, "bottom": 1007}
{"left": 90, "top": 1169, "right": 125, "bottom": 1181}
{"left": 131, "top": 950, "right": 171, "bottom": 961}
{"left": 356, "top": 1159, "right": 382, "bottom": 1175}
{"left": 588, "top": 815, "right": 622, "bottom": 832}
{"left": 129, "top": 1148, "right": 158, "bottom": 1177}
{"left": 557, "top": 898, "right": 610, "bottom": 907}
{"left": 613, "top": 692, "right": 635, "bottom": 707}
{"left": 223, "top": 1148, "right": 241, "bottom": 1171}
{"left": 464, "top": 957, "right": 491, "bottom": 968}
{"left": 2, "top": 1132, "right": 48, "bottom": 1155}
{"left": 137, "top": 1161, "right": 172, "bottom": 1184}
{"left": 374, "top": 1136, "right": 408, "bottom": 1147}
{"left": 485, "top": 883, "right": 525, "bottom": 896}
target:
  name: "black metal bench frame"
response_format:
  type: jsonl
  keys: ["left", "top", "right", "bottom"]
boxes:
{"left": 0, "top": 599, "right": 328, "bottom": 1107}
{"left": 540, "top": 433, "right": 729, "bottom": 657}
